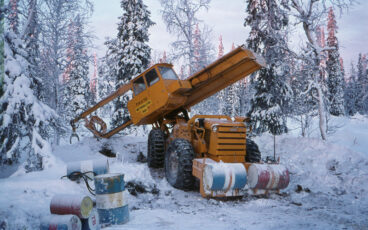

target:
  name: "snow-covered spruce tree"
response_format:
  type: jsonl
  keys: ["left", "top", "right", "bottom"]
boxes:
{"left": 62, "top": 16, "right": 92, "bottom": 124}
{"left": 344, "top": 62, "right": 358, "bottom": 116}
{"left": 326, "top": 7, "right": 345, "bottom": 116}
{"left": 38, "top": 0, "right": 93, "bottom": 144}
{"left": 96, "top": 40, "right": 116, "bottom": 118}
{"left": 0, "top": 0, "right": 4, "bottom": 98}
{"left": 111, "top": 0, "right": 154, "bottom": 131}
{"left": 160, "top": 0, "right": 210, "bottom": 75}
{"left": 0, "top": 27, "right": 56, "bottom": 172}
{"left": 245, "top": 0, "right": 292, "bottom": 135}
{"left": 190, "top": 23, "right": 217, "bottom": 115}
{"left": 356, "top": 53, "right": 368, "bottom": 114}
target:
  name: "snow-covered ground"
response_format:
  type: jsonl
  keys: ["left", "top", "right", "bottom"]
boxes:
{"left": 1, "top": 116, "right": 367, "bottom": 229}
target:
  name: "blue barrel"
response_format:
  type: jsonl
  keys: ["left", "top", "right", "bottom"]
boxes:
{"left": 94, "top": 173, "right": 129, "bottom": 225}
{"left": 67, "top": 160, "right": 109, "bottom": 178}
{"left": 40, "top": 214, "right": 81, "bottom": 230}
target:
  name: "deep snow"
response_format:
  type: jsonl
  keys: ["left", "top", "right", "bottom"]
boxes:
{"left": 0, "top": 116, "right": 367, "bottom": 230}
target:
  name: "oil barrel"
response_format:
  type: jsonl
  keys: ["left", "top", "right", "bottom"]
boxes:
{"left": 94, "top": 173, "right": 129, "bottom": 226}
{"left": 50, "top": 194, "right": 94, "bottom": 219}
{"left": 67, "top": 160, "right": 109, "bottom": 179}
{"left": 40, "top": 214, "right": 81, "bottom": 230}
{"left": 247, "top": 164, "right": 289, "bottom": 190}
{"left": 203, "top": 163, "right": 247, "bottom": 191}
{"left": 81, "top": 209, "right": 100, "bottom": 230}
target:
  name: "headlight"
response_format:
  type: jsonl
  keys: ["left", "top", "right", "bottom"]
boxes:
{"left": 212, "top": 126, "right": 218, "bottom": 132}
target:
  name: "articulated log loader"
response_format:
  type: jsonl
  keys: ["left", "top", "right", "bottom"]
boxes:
{"left": 71, "top": 45, "right": 290, "bottom": 198}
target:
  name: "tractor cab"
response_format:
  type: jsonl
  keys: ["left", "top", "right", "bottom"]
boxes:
{"left": 127, "top": 63, "right": 192, "bottom": 125}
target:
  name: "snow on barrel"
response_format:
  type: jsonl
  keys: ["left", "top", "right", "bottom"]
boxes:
{"left": 50, "top": 194, "right": 94, "bottom": 219}
{"left": 67, "top": 160, "right": 109, "bottom": 179}
{"left": 247, "top": 164, "right": 289, "bottom": 190}
{"left": 203, "top": 163, "right": 247, "bottom": 193}
{"left": 40, "top": 214, "right": 81, "bottom": 230}
{"left": 94, "top": 173, "right": 129, "bottom": 225}
{"left": 81, "top": 209, "right": 100, "bottom": 230}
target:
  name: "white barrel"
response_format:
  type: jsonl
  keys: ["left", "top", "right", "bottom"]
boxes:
{"left": 40, "top": 214, "right": 81, "bottom": 230}
{"left": 247, "top": 164, "right": 289, "bottom": 190}
{"left": 81, "top": 209, "right": 100, "bottom": 230}
{"left": 50, "top": 194, "right": 94, "bottom": 219}
{"left": 203, "top": 163, "right": 247, "bottom": 192}
{"left": 67, "top": 160, "right": 109, "bottom": 179}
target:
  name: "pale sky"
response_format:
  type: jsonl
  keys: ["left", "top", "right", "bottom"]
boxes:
{"left": 89, "top": 0, "right": 368, "bottom": 73}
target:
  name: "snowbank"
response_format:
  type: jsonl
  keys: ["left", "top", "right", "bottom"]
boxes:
{"left": 0, "top": 116, "right": 367, "bottom": 229}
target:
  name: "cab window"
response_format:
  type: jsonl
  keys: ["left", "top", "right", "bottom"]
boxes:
{"left": 133, "top": 76, "right": 146, "bottom": 96}
{"left": 145, "top": 68, "right": 160, "bottom": 86}
{"left": 158, "top": 67, "right": 178, "bottom": 80}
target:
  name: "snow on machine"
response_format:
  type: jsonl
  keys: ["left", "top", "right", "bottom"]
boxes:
{"left": 70, "top": 45, "right": 289, "bottom": 198}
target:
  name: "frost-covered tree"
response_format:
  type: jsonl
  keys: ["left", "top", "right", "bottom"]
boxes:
{"left": 190, "top": 24, "right": 217, "bottom": 115}
{"left": 8, "top": 0, "right": 18, "bottom": 33}
{"left": 192, "top": 24, "right": 214, "bottom": 73}
{"left": 326, "top": 7, "right": 345, "bottom": 116}
{"left": 0, "top": 0, "right": 4, "bottom": 97}
{"left": 1, "top": 27, "right": 56, "bottom": 172}
{"left": 344, "top": 62, "right": 358, "bottom": 116}
{"left": 111, "top": 0, "right": 154, "bottom": 129}
{"left": 288, "top": 0, "right": 353, "bottom": 140}
{"left": 160, "top": 0, "right": 210, "bottom": 75}
{"left": 356, "top": 54, "right": 368, "bottom": 114}
{"left": 38, "top": 0, "right": 93, "bottom": 144}
{"left": 62, "top": 16, "right": 92, "bottom": 123}
{"left": 245, "top": 0, "right": 292, "bottom": 135}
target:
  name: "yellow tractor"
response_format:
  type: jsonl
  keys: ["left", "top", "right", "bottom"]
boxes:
{"left": 71, "top": 45, "right": 289, "bottom": 198}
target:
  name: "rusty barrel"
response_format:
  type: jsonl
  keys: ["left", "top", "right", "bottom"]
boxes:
{"left": 94, "top": 173, "right": 129, "bottom": 225}
{"left": 67, "top": 160, "right": 109, "bottom": 179}
{"left": 81, "top": 209, "right": 100, "bottom": 230}
{"left": 40, "top": 214, "right": 81, "bottom": 230}
{"left": 203, "top": 163, "right": 247, "bottom": 192}
{"left": 247, "top": 164, "right": 290, "bottom": 190}
{"left": 50, "top": 194, "right": 94, "bottom": 219}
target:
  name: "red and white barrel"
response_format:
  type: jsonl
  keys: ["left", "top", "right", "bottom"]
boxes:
{"left": 50, "top": 194, "right": 94, "bottom": 219}
{"left": 247, "top": 164, "right": 289, "bottom": 190}
{"left": 203, "top": 163, "right": 247, "bottom": 193}
{"left": 81, "top": 209, "right": 100, "bottom": 230}
{"left": 40, "top": 214, "right": 81, "bottom": 230}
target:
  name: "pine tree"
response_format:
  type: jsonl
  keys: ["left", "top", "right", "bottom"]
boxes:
{"left": 326, "top": 7, "right": 345, "bottom": 116}
{"left": 62, "top": 16, "right": 92, "bottom": 124}
{"left": 1, "top": 25, "right": 56, "bottom": 172}
{"left": 344, "top": 62, "right": 358, "bottom": 116}
{"left": 0, "top": 0, "right": 4, "bottom": 97}
{"left": 245, "top": 0, "right": 291, "bottom": 135}
{"left": 356, "top": 53, "right": 368, "bottom": 114}
{"left": 8, "top": 0, "right": 18, "bottom": 33}
{"left": 218, "top": 35, "right": 224, "bottom": 58}
{"left": 111, "top": 0, "right": 154, "bottom": 129}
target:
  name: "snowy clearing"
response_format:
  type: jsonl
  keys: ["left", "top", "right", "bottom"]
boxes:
{"left": 0, "top": 116, "right": 367, "bottom": 230}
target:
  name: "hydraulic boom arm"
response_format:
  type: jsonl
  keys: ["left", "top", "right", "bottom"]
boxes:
{"left": 70, "top": 83, "right": 132, "bottom": 139}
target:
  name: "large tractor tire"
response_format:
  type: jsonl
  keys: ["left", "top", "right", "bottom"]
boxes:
{"left": 165, "top": 139, "right": 195, "bottom": 190}
{"left": 147, "top": 129, "right": 165, "bottom": 168}
{"left": 245, "top": 138, "right": 261, "bottom": 163}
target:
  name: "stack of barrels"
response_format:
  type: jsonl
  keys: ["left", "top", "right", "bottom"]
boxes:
{"left": 41, "top": 194, "right": 100, "bottom": 230}
{"left": 40, "top": 159, "right": 129, "bottom": 229}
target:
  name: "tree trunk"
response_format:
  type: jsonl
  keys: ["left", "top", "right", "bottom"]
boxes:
{"left": 316, "top": 83, "right": 327, "bottom": 140}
